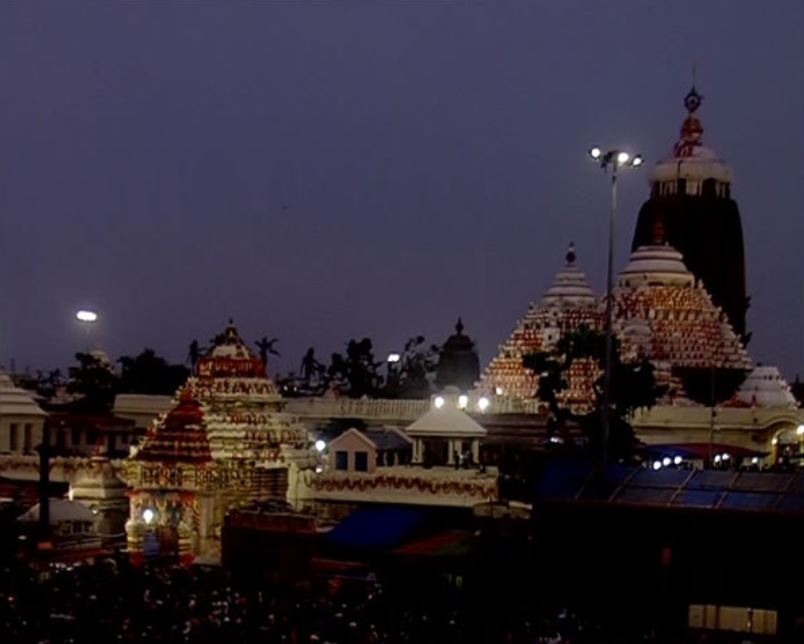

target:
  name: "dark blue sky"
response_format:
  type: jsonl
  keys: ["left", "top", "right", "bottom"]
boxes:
{"left": 1, "top": 2, "right": 802, "bottom": 381}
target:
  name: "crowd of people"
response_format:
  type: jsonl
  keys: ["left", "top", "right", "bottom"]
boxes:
{"left": 0, "top": 556, "right": 782, "bottom": 643}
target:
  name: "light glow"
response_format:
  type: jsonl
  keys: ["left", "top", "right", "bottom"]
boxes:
{"left": 652, "top": 460, "right": 662, "bottom": 471}
{"left": 796, "top": 424, "right": 804, "bottom": 436}
{"left": 387, "top": 353, "right": 401, "bottom": 364}
{"left": 314, "top": 439, "right": 326, "bottom": 453}
{"left": 458, "top": 395, "right": 468, "bottom": 409}
{"left": 434, "top": 396, "right": 445, "bottom": 409}
{"left": 617, "top": 151, "right": 630, "bottom": 165}
{"left": 477, "top": 397, "right": 490, "bottom": 412}
{"left": 662, "top": 457, "right": 671, "bottom": 467}
{"left": 142, "top": 508, "right": 155, "bottom": 524}
{"left": 495, "top": 386, "right": 504, "bottom": 396}
{"left": 673, "top": 455, "right": 682, "bottom": 465}
{"left": 631, "top": 154, "right": 643, "bottom": 167}
{"left": 771, "top": 437, "right": 779, "bottom": 446}
{"left": 76, "top": 310, "right": 98, "bottom": 323}
{"left": 589, "top": 146, "right": 602, "bottom": 160}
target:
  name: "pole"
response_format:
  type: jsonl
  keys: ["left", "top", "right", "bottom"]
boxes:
{"left": 38, "top": 421, "right": 51, "bottom": 543}
{"left": 601, "top": 164, "right": 618, "bottom": 466}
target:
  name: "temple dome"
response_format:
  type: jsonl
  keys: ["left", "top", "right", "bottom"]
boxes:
{"left": 541, "top": 243, "right": 597, "bottom": 309}
{"left": 731, "top": 366, "right": 798, "bottom": 409}
{"left": 650, "top": 86, "right": 733, "bottom": 186}
{"left": 435, "top": 318, "right": 480, "bottom": 392}
{"left": 618, "top": 244, "right": 695, "bottom": 288}
{"left": 136, "top": 390, "right": 212, "bottom": 463}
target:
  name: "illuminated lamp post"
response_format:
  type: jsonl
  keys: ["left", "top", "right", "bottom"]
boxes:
{"left": 588, "top": 146, "right": 643, "bottom": 465}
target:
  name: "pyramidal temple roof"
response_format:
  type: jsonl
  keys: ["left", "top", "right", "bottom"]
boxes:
{"left": 187, "top": 320, "right": 280, "bottom": 402}
{"left": 541, "top": 243, "right": 598, "bottom": 310}
{"left": 612, "top": 242, "right": 751, "bottom": 371}
{"left": 729, "top": 366, "right": 798, "bottom": 409}
{"left": 136, "top": 390, "right": 212, "bottom": 464}
{"left": 479, "top": 244, "right": 601, "bottom": 405}
{"left": 0, "top": 373, "right": 46, "bottom": 418}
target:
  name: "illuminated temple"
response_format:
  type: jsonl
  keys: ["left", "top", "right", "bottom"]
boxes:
{"left": 480, "top": 243, "right": 602, "bottom": 413}
{"left": 124, "top": 322, "right": 310, "bottom": 561}
{"left": 632, "top": 86, "right": 748, "bottom": 338}
{"left": 478, "top": 87, "right": 802, "bottom": 455}
{"left": 612, "top": 234, "right": 752, "bottom": 404}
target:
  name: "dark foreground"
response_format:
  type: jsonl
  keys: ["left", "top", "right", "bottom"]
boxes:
{"left": 0, "top": 556, "right": 788, "bottom": 644}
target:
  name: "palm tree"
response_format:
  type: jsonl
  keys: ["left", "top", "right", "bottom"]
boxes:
{"left": 187, "top": 339, "right": 204, "bottom": 369}
{"left": 255, "top": 337, "right": 280, "bottom": 365}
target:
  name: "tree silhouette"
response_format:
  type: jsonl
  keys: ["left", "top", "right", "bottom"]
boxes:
{"left": 67, "top": 353, "right": 119, "bottom": 411}
{"left": 387, "top": 336, "right": 439, "bottom": 399}
{"left": 327, "top": 338, "right": 382, "bottom": 398}
{"left": 35, "top": 369, "right": 64, "bottom": 400}
{"left": 299, "top": 347, "right": 326, "bottom": 392}
{"left": 523, "top": 326, "right": 666, "bottom": 461}
{"left": 187, "top": 339, "right": 204, "bottom": 370}
{"left": 255, "top": 337, "right": 280, "bottom": 365}
{"left": 119, "top": 349, "right": 190, "bottom": 396}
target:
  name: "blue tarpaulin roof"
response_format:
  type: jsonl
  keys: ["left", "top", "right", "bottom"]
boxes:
{"left": 536, "top": 463, "right": 804, "bottom": 515}
{"left": 326, "top": 506, "right": 426, "bottom": 550}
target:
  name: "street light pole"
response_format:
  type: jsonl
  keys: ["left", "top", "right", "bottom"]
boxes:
{"left": 602, "top": 162, "right": 618, "bottom": 467}
{"left": 589, "top": 147, "right": 642, "bottom": 466}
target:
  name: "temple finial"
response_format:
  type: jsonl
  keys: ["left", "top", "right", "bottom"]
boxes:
{"left": 684, "top": 84, "right": 703, "bottom": 114}
{"left": 455, "top": 317, "right": 464, "bottom": 335}
{"left": 565, "top": 242, "right": 576, "bottom": 266}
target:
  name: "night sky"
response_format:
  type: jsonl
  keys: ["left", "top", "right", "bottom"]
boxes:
{"left": 1, "top": 2, "right": 802, "bottom": 382}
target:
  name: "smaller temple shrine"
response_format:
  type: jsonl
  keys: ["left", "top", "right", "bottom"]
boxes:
{"left": 125, "top": 321, "right": 311, "bottom": 562}
{"left": 435, "top": 319, "right": 481, "bottom": 392}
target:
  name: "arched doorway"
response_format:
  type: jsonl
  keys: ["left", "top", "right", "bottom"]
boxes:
{"left": 769, "top": 424, "right": 803, "bottom": 468}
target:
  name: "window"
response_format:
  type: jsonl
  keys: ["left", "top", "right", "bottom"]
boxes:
{"left": 9, "top": 424, "right": 19, "bottom": 451}
{"left": 87, "top": 430, "right": 97, "bottom": 446}
{"left": 335, "top": 451, "right": 348, "bottom": 471}
{"left": 677, "top": 178, "right": 687, "bottom": 195}
{"left": 23, "top": 424, "right": 32, "bottom": 454}
{"left": 702, "top": 178, "right": 716, "bottom": 198}
{"left": 355, "top": 451, "right": 368, "bottom": 472}
{"left": 72, "top": 428, "right": 82, "bottom": 447}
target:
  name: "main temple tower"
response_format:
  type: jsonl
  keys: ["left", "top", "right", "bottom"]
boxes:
{"left": 632, "top": 87, "right": 749, "bottom": 340}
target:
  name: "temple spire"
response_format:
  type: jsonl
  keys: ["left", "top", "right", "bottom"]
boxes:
{"left": 565, "top": 241, "right": 576, "bottom": 266}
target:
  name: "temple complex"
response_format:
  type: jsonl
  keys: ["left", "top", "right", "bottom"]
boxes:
{"left": 632, "top": 86, "right": 748, "bottom": 338}
{"left": 124, "top": 321, "right": 311, "bottom": 562}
